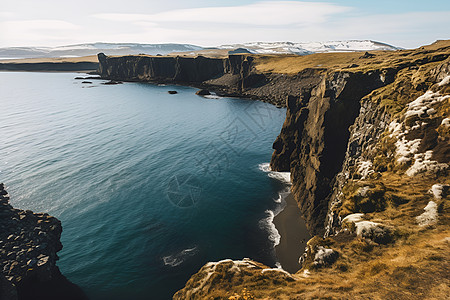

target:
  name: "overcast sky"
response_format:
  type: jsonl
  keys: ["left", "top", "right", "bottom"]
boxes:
{"left": 1, "top": 0, "right": 449, "bottom": 48}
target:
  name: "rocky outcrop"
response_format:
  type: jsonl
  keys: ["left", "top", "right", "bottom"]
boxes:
{"left": 0, "top": 183, "right": 88, "bottom": 300}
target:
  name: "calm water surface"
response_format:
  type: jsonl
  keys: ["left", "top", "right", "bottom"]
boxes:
{"left": 0, "top": 72, "right": 288, "bottom": 299}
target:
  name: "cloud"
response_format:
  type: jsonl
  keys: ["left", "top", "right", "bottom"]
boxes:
{"left": 93, "top": 1, "right": 351, "bottom": 26}
{"left": 0, "top": 20, "right": 81, "bottom": 46}
{"left": 1, "top": 2, "right": 448, "bottom": 48}
{"left": 2, "top": 20, "right": 80, "bottom": 30}
{"left": 0, "top": 12, "right": 15, "bottom": 19}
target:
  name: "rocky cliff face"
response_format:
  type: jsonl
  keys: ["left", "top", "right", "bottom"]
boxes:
{"left": 0, "top": 183, "right": 88, "bottom": 300}
{"left": 97, "top": 53, "right": 324, "bottom": 106}
{"left": 270, "top": 70, "right": 395, "bottom": 235}
{"left": 173, "top": 41, "right": 450, "bottom": 299}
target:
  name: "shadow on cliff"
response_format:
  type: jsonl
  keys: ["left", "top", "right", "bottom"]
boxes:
{"left": 17, "top": 268, "right": 88, "bottom": 300}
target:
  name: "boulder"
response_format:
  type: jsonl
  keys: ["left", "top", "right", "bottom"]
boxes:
{"left": 195, "top": 89, "right": 211, "bottom": 96}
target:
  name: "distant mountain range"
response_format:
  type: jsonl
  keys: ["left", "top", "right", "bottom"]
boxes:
{"left": 219, "top": 40, "right": 401, "bottom": 55}
{"left": 0, "top": 40, "right": 400, "bottom": 59}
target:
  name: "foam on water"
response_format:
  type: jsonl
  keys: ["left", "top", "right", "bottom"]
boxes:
{"left": 259, "top": 210, "right": 281, "bottom": 247}
{"left": 162, "top": 246, "right": 199, "bottom": 267}
{"left": 258, "top": 163, "right": 291, "bottom": 249}
{"left": 258, "top": 163, "right": 291, "bottom": 185}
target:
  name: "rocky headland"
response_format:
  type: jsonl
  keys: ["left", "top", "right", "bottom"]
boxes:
{"left": 0, "top": 183, "right": 88, "bottom": 300}
{"left": 97, "top": 40, "right": 450, "bottom": 299}
{"left": 0, "top": 56, "right": 98, "bottom": 72}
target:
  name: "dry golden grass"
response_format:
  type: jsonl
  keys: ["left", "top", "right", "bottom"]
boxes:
{"left": 253, "top": 52, "right": 364, "bottom": 74}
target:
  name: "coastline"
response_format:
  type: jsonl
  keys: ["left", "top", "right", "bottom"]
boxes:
{"left": 273, "top": 192, "right": 310, "bottom": 273}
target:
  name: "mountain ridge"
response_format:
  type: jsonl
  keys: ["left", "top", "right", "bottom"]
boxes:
{"left": 0, "top": 40, "right": 399, "bottom": 60}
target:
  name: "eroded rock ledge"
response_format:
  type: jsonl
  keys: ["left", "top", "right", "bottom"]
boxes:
{"left": 0, "top": 183, "right": 87, "bottom": 300}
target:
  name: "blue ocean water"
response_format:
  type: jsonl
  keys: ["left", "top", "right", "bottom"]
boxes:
{"left": 0, "top": 72, "right": 288, "bottom": 299}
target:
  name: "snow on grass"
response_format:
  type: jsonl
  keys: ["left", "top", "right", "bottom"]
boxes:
{"left": 388, "top": 89, "right": 449, "bottom": 176}
{"left": 261, "top": 268, "right": 294, "bottom": 279}
{"left": 313, "top": 246, "right": 338, "bottom": 266}
{"left": 416, "top": 201, "right": 438, "bottom": 227}
{"left": 357, "top": 160, "right": 374, "bottom": 179}
{"left": 438, "top": 75, "right": 450, "bottom": 87}
{"left": 342, "top": 213, "right": 364, "bottom": 223}
{"left": 429, "top": 184, "right": 449, "bottom": 200}
{"left": 405, "top": 151, "right": 448, "bottom": 177}
{"left": 405, "top": 91, "right": 449, "bottom": 119}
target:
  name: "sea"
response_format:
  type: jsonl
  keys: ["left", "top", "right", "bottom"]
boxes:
{"left": 0, "top": 72, "right": 290, "bottom": 300}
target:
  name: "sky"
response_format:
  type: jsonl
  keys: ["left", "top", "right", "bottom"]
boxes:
{"left": 0, "top": 0, "right": 449, "bottom": 49}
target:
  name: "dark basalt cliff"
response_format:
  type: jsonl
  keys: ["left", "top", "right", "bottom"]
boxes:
{"left": 270, "top": 70, "right": 394, "bottom": 235}
{"left": 0, "top": 183, "right": 88, "bottom": 300}
{"left": 97, "top": 53, "right": 323, "bottom": 107}
{"left": 0, "top": 62, "right": 98, "bottom": 72}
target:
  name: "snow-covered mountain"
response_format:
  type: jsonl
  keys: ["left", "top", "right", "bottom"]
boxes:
{"left": 0, "top": 43, "right": 204, "bottom": 59}
{"left": 219, "top": 40, "right": 400, "bottom": 55}
{"left": 0, "top": 40, "right": 400, "bottom": 59}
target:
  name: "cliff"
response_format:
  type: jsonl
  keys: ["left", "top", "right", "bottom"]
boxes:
{"left": 0, "top": 56, "right": 98, "bottom": 72}
{"left": 0, "top": 62, "right": 98, "bottom": 72}
{"left": 97, "top": 41, "right": 450, "bottom": 299}
{"left": 97, "top": 53, "right": 323, "bottom": 106}
{"left": 0, "top": 183, "right": 88, "bottom": 300}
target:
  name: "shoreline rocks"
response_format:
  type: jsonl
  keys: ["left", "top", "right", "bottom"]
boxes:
{"left": 0, "top": 183, "right": 88, "bottom": 300}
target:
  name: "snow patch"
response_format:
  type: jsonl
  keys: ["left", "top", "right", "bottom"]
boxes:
{"left": 354, "top": 221, "right": 382, "bottom": 237}
{"left": 357, "top": 160, "right": 374, "bottom": 179}
{"left": 405, "top": 91, "right": 450, "bottom": 119}
{"left": 405, "top": 150, "right": 448, "bottom": 176}
{"left": 416, "top": 201, "right": 438, "bottom": 226}
{"left": 342, "top": 213, "right": 364, "bottom": 223}
{"left": 438, "top": 75, "right": 450, "bottom": 87}
{"left": 388, "top": 90, "right": 449, "bottom": 175}
{"left": 313, "top": 246, "right": 338, "bottom": 266}
{"left": 429, "top": 184, "right": 449, "bottom": 200}
{"left": 441, "top": 118, "right": 450, "bottom": 128}
{"left": 261, "top": 268, "right": 293, "bottom": 279}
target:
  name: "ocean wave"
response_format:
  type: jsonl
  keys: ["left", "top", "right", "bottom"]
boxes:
{"left": 258, "top": 163, "right": 291, "bottom": 185}
{"left": 203, "top": 93, "right": 222, "bottom": 100}
{"left": 162, "top": 246, "right": 198, "bottom": 267}
{"left": 259, "top": 210, "right": 281, "bottom": 247}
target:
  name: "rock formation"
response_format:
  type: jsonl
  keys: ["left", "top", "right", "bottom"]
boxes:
{"left": 0, "top": 183, "right": 88, "bottom": 300}
{"left": 97, "top": 41, "right": 450, "bottom": 299}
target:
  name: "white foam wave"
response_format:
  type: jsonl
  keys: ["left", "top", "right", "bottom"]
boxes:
{"left": 258, "top": 163, "right": 291, "bottom": 185}
{"left": 162, "top": 246, "right": 198, "bottom": 267}
{"left": 274, "top": 194, "right": 282, "bottom": 203}
{"left": 258, "top": 162, "right": 271, "bottom": 172}
{"left": 203, "top": 93, "right": 222, "bottom": 100}
{"left": 259, "top": 210, "right": 281, "bottom": 247}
